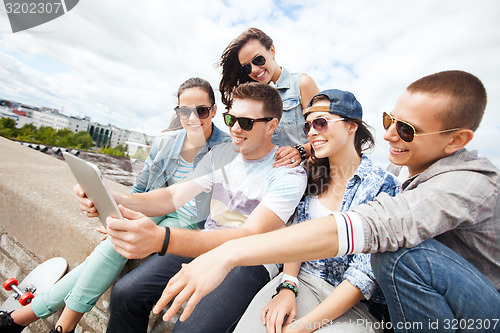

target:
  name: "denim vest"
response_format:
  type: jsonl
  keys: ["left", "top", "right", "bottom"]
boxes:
{"left": 131, "top": 124, "right": 231, "bottom": 223}
{"left": 269, "top": 67, "right": 308, "bottom": 147}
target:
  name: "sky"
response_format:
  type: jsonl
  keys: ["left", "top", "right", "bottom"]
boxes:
{"left": 1, "top": 0, "right": 499, "bottom": 168}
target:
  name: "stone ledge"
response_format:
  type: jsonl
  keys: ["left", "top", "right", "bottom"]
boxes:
{"left": 0, "top": 137, "right": 176, "bottom": 332}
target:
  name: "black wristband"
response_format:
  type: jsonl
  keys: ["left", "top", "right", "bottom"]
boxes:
{"left": 272, "top": 282, "right": 298, "bottom": 298}
{"left": 294, "top": 144, "right": 307, "bottom": 161}
{"left": 158, "top": 227, "right": 170, "bottom": 256}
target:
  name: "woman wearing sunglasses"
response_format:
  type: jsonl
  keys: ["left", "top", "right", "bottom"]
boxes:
{"left": 3, "top": 78, "right": 231, "bottom": 333}
{"left": 234, "top": 89, "right": 399, "bottom": 333}
{"left": 219, "top": 27, "right": 319, "bottom": 168}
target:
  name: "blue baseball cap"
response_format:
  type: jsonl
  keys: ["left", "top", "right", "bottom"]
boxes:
{"left": 304, "top": 89, "right": 363, "bottom": 120}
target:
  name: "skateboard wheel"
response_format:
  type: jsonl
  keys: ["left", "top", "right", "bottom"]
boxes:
{"left": 3, "top": 278, "right": 18, "bottom": 290}
{"left": 19, "top": 292, "right": 34, "bottom": 306}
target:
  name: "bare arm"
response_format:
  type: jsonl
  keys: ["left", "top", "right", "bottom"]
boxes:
{"left": 154, "top": 215, "right": 339, "bottom": 321}
{"left": 106, "top": 201, "right": 286, "bottom": 259}
{"left": 282, "top": 280, "right": 364, "bottom": 333}
{"left": 299, "top": 74, "right": 319, "bottom": 111}
{"left": 74, "top": 180, "right": 205, "bottom": 218}
{"left": 117, "top": 180, "right": 205, "bottom": 217}
{"left": 166, "top": 203, "right": 285, "bottom": 258}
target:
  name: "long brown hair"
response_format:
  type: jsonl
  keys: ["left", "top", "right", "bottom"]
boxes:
{"left": 219, "top": 28, "right": 273, "bottom": 107}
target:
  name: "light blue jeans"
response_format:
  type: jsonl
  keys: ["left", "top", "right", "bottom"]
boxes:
{"left": 31, "top": 213, "right": 196, "bottom": 318}
{"left": 372, "top": 239, "right": 500, "bottom": 333}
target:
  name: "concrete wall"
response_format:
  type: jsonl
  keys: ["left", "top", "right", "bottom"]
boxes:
{"left": 0, "top": 137, "right": 176, "bottom": 332}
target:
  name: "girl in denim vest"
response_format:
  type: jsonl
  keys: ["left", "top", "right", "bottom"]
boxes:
{"left": 219, "top": 27, "right": 319, "bottom": 169}
{"left": 1, "top": 78, "right": 230, "bottom": 333}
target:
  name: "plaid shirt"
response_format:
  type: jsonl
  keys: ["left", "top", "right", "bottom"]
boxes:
{"left": 351, "top": 148, "right": 500, "bottom": 291}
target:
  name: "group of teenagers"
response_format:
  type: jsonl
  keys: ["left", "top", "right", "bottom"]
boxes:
{"left": 1, "top": 27, "right": 499, "bottom": 333}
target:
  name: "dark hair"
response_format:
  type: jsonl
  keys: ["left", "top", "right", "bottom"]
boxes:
{"left": 305, "top": 119, "right": 374, "bottom": 196}
{"left": 230, "top": 82, "right": 282, "bottom": 121}
{"left": 219, "top": 27, "right": 274, "bottom": 107}
{"left": 164, "top": 113, "right": 182, "bottom": 131}
{"left": 177, "top": 77, "right": 216, "bottom": 105}
{"left": 304, "top": 94, "right": 374, "bottom": 196}
{"left": 165, "top": 77, "right": 215, "bottom": 132}
{"left": 407, "top": 70, "right": 487, "bottom": 131}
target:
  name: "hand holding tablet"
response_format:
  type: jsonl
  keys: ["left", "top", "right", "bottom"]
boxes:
{"left": 63, "top": 152, "right": 123, "bottom": 226}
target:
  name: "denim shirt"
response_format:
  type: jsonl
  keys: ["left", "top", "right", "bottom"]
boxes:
{"left": 294, "top": 155, "right": 400, "bottom": 302}
{"left": 269, "top": 67, "right": 308, "bottom": 147}
{"left": 131, "top": 124, "right": 231, "bottom": 223}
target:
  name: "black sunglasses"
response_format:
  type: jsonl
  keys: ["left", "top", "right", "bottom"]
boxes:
{"left": 241, "top": 55, "right": 266, "bottom": 75}
{"left": 174, "top": 106, "right": 213, "bottom": 119}
{"left": 223, "top": 112, "right": 274, "bottom": 131}
{"left": 382, "top": 112, "right": 459, "bottom": 143}
{"left": 303, "top": 117, "right": 345, "bottom": 135}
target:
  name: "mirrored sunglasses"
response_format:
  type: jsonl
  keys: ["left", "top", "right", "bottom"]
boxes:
{"left": 241, "top": 55, "right": 266, "bottom": 75}
{"left": 223, "top": 112, "right": 274, "bottom": 131}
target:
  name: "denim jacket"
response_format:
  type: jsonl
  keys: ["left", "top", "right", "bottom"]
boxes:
{"left": 131, "top": 124, "right": 231, "bottom": 223}
{"left": 269, "top": 67, "right": 308, "bottom": 147}
{"left": 294, "top": 155, "right": 400, "bottom": 302}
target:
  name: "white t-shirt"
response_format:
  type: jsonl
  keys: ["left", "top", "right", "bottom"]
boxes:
{"left": 189, "top": 143, "right": 307, "bottom": 276}
{"left": 193, "top": 143, "right": 307, "bottom": 228}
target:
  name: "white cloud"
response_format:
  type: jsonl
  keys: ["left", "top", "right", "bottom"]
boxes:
{"left": 0, "top": 0, "right": 499, "bottom": 167}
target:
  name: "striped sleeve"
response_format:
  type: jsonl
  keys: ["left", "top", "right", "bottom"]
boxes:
{"left": 331, "top": 212, "right": 365, "bottom": 257}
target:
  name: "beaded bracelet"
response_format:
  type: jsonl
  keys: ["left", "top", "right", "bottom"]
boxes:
{"left": 293, "top": 144, "right": 307, "bottom": 161}
{"left": 272, "top": 282, "right": 298, "bottom": 298}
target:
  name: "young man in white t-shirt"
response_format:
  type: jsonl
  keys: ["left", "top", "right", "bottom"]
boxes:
{"left": 76, "top": 82, "right": 307, "bottom": 332}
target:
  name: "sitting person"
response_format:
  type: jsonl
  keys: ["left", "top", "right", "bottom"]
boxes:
{"left": 234, "top": 89, "right": 399, "bottom": 333}
{"left": 155, "top": 70, "right": 500, "bottom": 332}
{"left": 77, "top": 82, "right": 307, "bottom": 332}
{"left": 0, "top": 77, "right": 230, "bottom": 333}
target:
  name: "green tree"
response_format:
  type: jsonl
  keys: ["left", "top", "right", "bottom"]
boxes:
{"left": 0, "top": 118, "right": 17, "bottom": 139}
{"left": 54, "top": 128, "right": 73, "bottom": 147}
{"left": 73, "top": 131, "right": 94, "bottom": 150}
{"left": 99, "top": 144, "right": 128, "bottom": 157}
{"left": 34, "top": 126, "right": 57, "bottom": 145}
{"left": 15, "top": 123, "right": 37, "bottom": 142}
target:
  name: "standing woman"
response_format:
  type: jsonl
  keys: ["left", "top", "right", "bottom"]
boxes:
{"left": 219, "top": 27, "right": 319, "bottom": 167}
{"left": 0, "top": 78, "right": 230, "bottom": 333}
{"left": 234, "top": 89, "right": 400, "bottom": 333}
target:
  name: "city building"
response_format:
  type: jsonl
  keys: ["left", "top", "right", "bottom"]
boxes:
{"left": 0, "top": 97, "right": 153, "bottom": 154}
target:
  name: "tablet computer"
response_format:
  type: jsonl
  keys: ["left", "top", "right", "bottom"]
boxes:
{"left": 63, "top": 152, "right": 123, "bottom": 226}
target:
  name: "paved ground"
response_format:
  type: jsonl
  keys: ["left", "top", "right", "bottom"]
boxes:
{"left": 16, "top": 141, "right": 145, "bottom": 186}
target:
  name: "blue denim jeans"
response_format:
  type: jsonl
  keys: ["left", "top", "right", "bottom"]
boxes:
{"left": 106, "top": 253, "right": 270, "bottom": 333}
{"left": 372, "top": 239, "right": 500, "bottom": 333}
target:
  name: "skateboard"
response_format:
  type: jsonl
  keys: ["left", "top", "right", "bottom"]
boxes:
{"left": 1, "top": 257, "right": 68, "bottom": 312}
